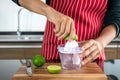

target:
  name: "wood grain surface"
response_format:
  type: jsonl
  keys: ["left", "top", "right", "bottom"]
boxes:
{"left": 13, "top": 63, "right": 107, "bottom": 80}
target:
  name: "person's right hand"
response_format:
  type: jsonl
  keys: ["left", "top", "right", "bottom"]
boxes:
{"left": 18, "top": 0, "right": 75, "bottom": 40}
{"left": 46, "top": 8, "right": 76, "bottom": 40}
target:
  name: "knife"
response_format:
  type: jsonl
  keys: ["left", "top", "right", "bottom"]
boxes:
{"left": 20, "top": 59, "right": 33, "bottom": 76}
{"left": 26, "top": 60, "right": 32, "bottom": 76}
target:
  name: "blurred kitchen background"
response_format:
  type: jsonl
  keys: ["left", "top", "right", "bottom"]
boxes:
{"left": 0, "top": 0, "right": 120, "bottom": 80}
{"left": 0, "top": 0, "right": 46, "bottom": 32}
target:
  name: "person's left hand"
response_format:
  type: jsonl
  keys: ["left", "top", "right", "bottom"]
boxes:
{"left": 78, "top": 39, "right": 103, "bottom": 66}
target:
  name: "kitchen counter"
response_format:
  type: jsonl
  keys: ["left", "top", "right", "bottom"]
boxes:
{"left": 111, "top": 38, "right": 120, "bottom": 43}
{"left": 0, "top": 34, "right": 120, "bottom": 59}
{"left": 0, "top": 32, "right": 44, "bottom": 43}
{"left": 0, "top": 33, "right": 119, "bottom": 43}
{"left": 0, "top": 35, "right": 43, "bottom": 43}
{"left": 0, "top": 33, "right": 120, "bottom": 59}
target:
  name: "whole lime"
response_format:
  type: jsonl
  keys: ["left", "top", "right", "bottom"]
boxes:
{"left": 47, "top": 65, "right": 61, "bottom": 74}
{"left": 32, "top": 55, "right": 45, "bottom": 67}
{"left": 64, "top": 34, "right": 78, "bottom": 40}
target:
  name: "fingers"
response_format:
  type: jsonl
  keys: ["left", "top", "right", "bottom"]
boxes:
{"left": 56, "top": 18, "right": 71, "bottom": 39}
{"left": 81, "top": 49, "right": 99, "bottom": 65}
{"left": 81, "top": 40, "right": 95, "bottom": 50}
{"left": 54, "top": 15, "right": 75, "bottom": 40}
{"left": 55, "top": 19, "right": 66, "bottom": 38}
{"left": 54, "top": 22, "right": 60, "bottom": 33}
{"left": 79, "top": 40, "right": 103, "bottom": 66}
{"left": 80, "top": 44, "right": 97, "bottom": 58}
{"left": 69, "top": 21, "right": 76, "bottom": 40}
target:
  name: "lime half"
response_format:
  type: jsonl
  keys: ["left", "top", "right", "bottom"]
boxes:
{"left": 47, "top": 65, "right": 61, "bottom": 74}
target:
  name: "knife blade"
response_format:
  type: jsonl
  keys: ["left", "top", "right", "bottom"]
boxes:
{"left": 26, "top": 60, "right": 32, "bottom": 76}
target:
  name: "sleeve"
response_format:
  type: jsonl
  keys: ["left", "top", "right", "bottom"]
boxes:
{"left": 12, "top": 0, "right": 50, "bottom": 5}
{"left": 46, "top": 0, "right": 50, "bottom": 5}
{"left": 12, "top": 0, "right": 21, "bottom": 6}
{"left": 103, "top": 0, "right": 120, "bottom": 38}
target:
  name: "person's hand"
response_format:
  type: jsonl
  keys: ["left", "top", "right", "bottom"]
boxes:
{"left": 46, "top": 9, "right": 76, "bottom": 40}
{"left": 78, "top": 39, "right": 103, "bottom": 66}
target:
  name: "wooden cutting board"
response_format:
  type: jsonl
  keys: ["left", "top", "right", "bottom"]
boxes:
{"left": 13, "top": 63, "right": 107, "bottom": 80}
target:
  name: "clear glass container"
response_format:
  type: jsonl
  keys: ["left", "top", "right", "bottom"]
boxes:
{"left": 58, "top": 44, "right": 83, "bottom": 70}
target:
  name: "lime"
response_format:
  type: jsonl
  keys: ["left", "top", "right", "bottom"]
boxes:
{"left": 64, "top": 34, "right": 78, "bottom": 40}
{"left": 32, "top": 55, "right": 45, "bottom": 67}
{"left": 47, "top": 65, "right": 61, "bottom": 74}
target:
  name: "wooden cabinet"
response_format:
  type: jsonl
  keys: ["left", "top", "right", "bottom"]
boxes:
{"left": 105, "top": 42, "right": 120, "bottom": 60}
{"left": 116, "top": 43, "right": 120, "bottom": 59}
{"left": 24, "top": 48, "right": 41, "bottom": 59}
{"left": 0, "top": 48, "right": 24, "bottom": 59}
{"left": 116, "top": 36, "right": 120, "bottom": 59}
{"left": 0, "top": 43, "right": 41, "bottom": 59}
{"left": 105, "top": 43, "right": 118, "bottom": 60}
{"left": 0, "top": 41, "right": 120, "bottom": 60}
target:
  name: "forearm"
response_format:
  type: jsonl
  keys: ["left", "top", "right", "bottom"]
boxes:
{"left": 19, "top": 0, "right": 55, "bottom": 21}
{"left": 18, "top": 0, "right": 75, "bottom": 40}
{"left": 96, "top": 25, "right": 116, "bottom": 48}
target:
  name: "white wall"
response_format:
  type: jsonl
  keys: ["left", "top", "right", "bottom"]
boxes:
{"left": 0, "top": 0, "right": 46, "bottom": 32}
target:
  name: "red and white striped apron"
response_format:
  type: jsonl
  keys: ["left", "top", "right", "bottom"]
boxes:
{"left": 41, "top": 0, "right": 108, "bottom": 69}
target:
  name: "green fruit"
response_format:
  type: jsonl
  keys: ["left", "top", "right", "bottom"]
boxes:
{"left": 47, "top": 65, "right": 61, "bottom": 74}
{"left": 64, "top": 34, "right": 78, "bottom": 40}
{"left": 32, "top": 55, "right": 45, "bottom": 67}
